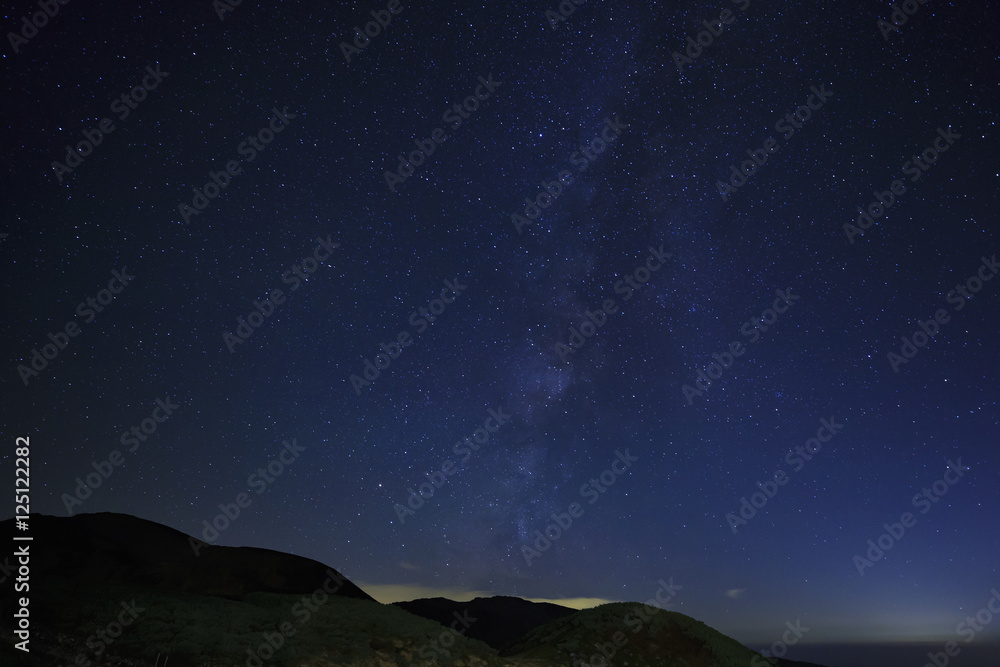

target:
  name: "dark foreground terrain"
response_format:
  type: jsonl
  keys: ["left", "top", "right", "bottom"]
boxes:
{"left": 0, "top": 513, "right": 827, "bottom": 667}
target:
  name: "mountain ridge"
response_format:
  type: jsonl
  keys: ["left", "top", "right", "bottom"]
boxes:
{"left": 0, "top": 512, "right": 828, "bottom": 667}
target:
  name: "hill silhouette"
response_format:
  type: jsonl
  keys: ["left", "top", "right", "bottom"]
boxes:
{"left": 0, "top": 513, "right": 828, "bottom": 666}
{"left": 394, "top": 596, "right": 577, "bottom": 651}
{"left": 501, "top": 601, "right": 830, "bottom": 667}
{"left": 4, "top": 511, "right": 373, "bottom": 600}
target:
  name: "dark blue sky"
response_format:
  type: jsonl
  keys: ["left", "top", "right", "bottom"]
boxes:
{"left": 2, "top": 0, "right": 999, "bottom": 664}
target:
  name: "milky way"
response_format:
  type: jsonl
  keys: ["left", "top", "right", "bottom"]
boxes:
{"left": 3, "top": 1, "right": 999, "bottom": 664}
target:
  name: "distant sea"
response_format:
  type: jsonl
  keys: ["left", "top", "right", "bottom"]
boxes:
{"left": 746, "top": 642, "right": 1000, "bottom": 667}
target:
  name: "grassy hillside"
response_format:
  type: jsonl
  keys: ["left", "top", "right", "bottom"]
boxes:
{"left": 3, "top": 580, "right": 830, "bottom": 667}
{"left": 4, "top": 577, "right": 506, "bottom": 667}
{"left": 0, "top": 515, "right": 827, "bottom": 667}
{"left": 502, "top": 601, "right": 766, "bottom": 666}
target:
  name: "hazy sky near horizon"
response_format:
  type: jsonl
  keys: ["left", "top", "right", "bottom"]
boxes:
{"left": 3, "top": 0, "right": 999, "bottom": 657}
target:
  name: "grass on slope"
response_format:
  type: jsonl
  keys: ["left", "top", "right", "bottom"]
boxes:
{"left": 503, "top": 602, "right": 765, "bottom": 667}
{"left": 12, "top": 576, "right": 506, "bottom": 666}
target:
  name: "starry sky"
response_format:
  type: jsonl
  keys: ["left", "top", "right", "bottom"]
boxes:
{"left": 2, "top": 0, "right": 999, "bottom": 664}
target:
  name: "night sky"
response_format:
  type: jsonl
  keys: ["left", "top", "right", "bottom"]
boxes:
{"left": 3, "top": 0, "right": 999, "bottom": 664}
